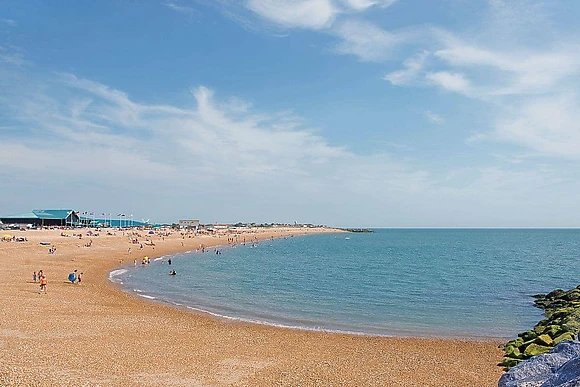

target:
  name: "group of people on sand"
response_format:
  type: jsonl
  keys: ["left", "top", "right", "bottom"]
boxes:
{"left": 131, "top": 253, "right": 177, "bottom": 275}
{"left": 33, "top": 270, "right": 48, "bottom": 294}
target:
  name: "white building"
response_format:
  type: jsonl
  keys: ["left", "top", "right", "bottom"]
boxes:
{"left": 178, "top": 219, "right": 200, "bottom": 230}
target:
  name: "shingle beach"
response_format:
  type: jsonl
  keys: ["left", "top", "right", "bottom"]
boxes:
{"left": 0, "top": 227, "right": 504, "bottom": 386}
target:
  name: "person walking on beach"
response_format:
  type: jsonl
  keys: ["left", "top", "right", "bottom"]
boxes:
{"left": 33, "top": 271, "right": 37, "bottom": 283}
{"left": 39, "top": 274, "right": 47, "bottom": 294}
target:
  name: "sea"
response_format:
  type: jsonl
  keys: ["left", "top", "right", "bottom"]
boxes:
{"left": 109, "top": 229, "right": 580, "bottom": 339}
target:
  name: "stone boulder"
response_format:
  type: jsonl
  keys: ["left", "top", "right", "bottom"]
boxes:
{"left": 498, "top": 340, "right": 580, "bottom": 387}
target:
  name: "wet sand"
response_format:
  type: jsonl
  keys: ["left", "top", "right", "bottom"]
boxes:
{"left": 0, "top": 227, "right": 504, "bottom": 386}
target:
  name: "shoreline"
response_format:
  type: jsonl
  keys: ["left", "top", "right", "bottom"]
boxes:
{"left": 111, "top": 260, "right": 508, "bottom": 342}
{"left": 0, "top": 227, "right": 504, "bottom": 386}
{"left": 109, "top": 233, "right": 508, "bottom": 342}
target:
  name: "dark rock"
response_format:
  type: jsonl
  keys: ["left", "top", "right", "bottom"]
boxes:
{"left": 520, "top": 330, "right": 539, "bottom": 342}
{"left": 562, "top": 290, "right": 580, "bottom": 302}
{"left": 546, "top": 289, "right": 566, "bottom": 299}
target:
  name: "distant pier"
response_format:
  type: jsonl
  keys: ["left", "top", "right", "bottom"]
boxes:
{"left": 340, "top": 228, "right": 374, "bottom": 233}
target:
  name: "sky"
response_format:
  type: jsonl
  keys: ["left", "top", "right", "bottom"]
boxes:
{"left": 0, "top": 0, "right": 579, "bottom": 227}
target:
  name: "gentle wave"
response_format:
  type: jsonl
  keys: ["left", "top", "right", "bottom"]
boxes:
{"left": 180, "top": 304, "right": 375, "bottom": 336}
{"left": 108, "top": 269, "right": 127, "bottom": 282}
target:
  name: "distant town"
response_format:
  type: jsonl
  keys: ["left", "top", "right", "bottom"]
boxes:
{"left": 0, "top": 208, "right": 330, "bottom": 232}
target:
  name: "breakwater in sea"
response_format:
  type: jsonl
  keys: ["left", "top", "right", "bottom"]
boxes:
{"left": 499, "top": 285, "right": 580, "bottom": 370}
{"left": 340, "top": 228, "right": 374, "bottom": 232}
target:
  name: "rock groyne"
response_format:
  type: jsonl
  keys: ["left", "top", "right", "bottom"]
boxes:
{"left": 499, "top": 285, "right": 580, "bottom": 370}
{"left": 498, "top": 340, "right": 580, "bottom": 387}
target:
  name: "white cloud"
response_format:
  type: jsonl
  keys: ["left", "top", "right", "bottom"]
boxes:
{"left": 1, "top": 68, "right": 363, "bottom": 184}
{"left": 0, "top": 46, "right": 28, "bottom": 67}
{"left": 246, "top": 0, "right": 336, "bottom": 30}
{"left": 162, "top": 1, "right": 202, "bottom": 23}
{"left": 1, "top": 19, "right": 17, "bottom": 27}
{"left": 433, "top": 38, "right": 580, "bottom": 96}
{"left": 333, "top": 19, "right": 407, "bottom": 62}
{"left": 424, "top": 110, "right": 444, "bottom": 124}
{"left": 3, "top": 63, "right": 470, "bottom": 224}
{"left": 425, "top": 71, "right": 472, "bottom": 95}
{"left": 340, "top": 0, "right": 397, "bottom": 11}
{"left": 485, "top": 0, "right": 551, "bottom": 42}
{"left": 163, "top": 2, "right": 197, "bottom": 16}
{"left": 491, "top": 94, "right": 580, "bottom": 159}
{"left": 243, "top": 0, "right": 397, "bottom": 31}
{"left": 1, "top": 67, "right": 578, "bottom": 226}
{"left": 383, "top": 50, "right": 428, "bottom": 85}
{"left": 376, "top": 3, "right": 580, "bottom": 163}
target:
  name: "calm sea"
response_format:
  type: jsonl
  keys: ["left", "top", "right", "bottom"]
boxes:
{"left": 110, "top": 229, "right": 580, "bottom": 339}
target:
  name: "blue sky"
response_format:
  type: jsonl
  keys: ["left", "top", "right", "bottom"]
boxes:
{"left": 0, "top": 0, "right": 579, "bottom": 227}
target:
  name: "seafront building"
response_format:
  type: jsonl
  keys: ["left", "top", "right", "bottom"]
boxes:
{"left": 178, "top": 219, "right": 200, "bottom": 230}
{"left": 0, "top": 209, "right": 80, "bottom": 228}
{"left": 0, "top": 209, "right": 149, "bottom": 228}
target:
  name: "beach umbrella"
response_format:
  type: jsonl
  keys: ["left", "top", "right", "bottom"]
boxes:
{"left": 3, "top": 234, "right": 11, "bottom": 239}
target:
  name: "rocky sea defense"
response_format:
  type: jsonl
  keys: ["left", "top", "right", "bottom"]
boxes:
{"left": 499, "top": 285, "right": 580, "bottom": 370}
{"left": 498, "top": 341, "right": 580, "bottom": 387}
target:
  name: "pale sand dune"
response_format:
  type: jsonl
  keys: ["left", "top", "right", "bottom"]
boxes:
{"left": 0, "top": 227, "right": 504, "bottom": 386}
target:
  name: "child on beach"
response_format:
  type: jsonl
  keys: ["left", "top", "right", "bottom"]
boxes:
{"left": 39, "top": 275, "right": 47, "bottom": 294}
{"left": 33, "top": 271, "right": 37, "bottom": 283}
{"left": 77, "top": 272, "right": 82, "bottom": 284}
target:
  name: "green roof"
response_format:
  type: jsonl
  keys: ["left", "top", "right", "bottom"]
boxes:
{"left": 32, "top": 209, "right": 74, "bottom": 219}
{"left": 1, "top": 209, "right": 75, "bottom": 220}
{"left": 1, "top": 212, "right": 38, "bottom": 219}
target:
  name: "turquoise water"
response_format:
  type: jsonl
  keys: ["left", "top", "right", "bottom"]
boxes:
{"left": 110, "top": 229, "right": 580, "bottom": 338}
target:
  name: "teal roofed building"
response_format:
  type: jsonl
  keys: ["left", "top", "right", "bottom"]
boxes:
{"left": 0, "top": 209, "right": 80, "bottom": 227}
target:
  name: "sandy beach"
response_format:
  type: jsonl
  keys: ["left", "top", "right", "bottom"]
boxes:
{"left": 0, "top": 227, "right": 504, "bottom": 386}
